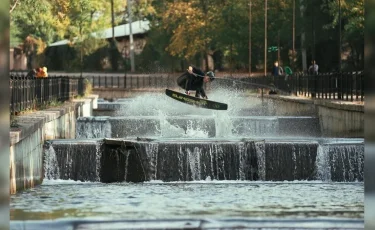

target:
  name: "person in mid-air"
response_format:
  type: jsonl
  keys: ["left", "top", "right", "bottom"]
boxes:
{"left": 176, "top": 65, "right": 215, "bottom": 99}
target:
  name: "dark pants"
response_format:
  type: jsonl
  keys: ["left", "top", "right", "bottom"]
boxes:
{"left": 194, "top": 87, "right": 207, "bottom": 98}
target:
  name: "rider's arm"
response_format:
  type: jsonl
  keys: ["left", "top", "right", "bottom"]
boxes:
{"left": 188, "top": 65, "right": 205, "bottom": 77}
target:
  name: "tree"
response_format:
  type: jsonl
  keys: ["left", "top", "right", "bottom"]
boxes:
{"left": 321, "top": 0, "right": 364, "bottom": 70}
{"left": 11, "top": 0, "right": 125, "bottom": 70}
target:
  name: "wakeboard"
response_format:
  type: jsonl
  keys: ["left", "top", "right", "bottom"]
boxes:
{"left": 165, "top": 89, "right": 228, "bottom": 110}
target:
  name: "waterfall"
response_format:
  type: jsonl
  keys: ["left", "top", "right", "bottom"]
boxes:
{"left": 144, "top": 142, "right": 159, "bottom": 180}
{"left": 315, "top": 145, "right": 332, "bottom": 181}
{"left": 328, "top": 144, "right": 364, "bottom": 182}
{"left": 95, "top": 142, "right": 103, "bottom": 182}
{"left": 264, "top": 141, "right": 318, "bottom": 181}
{"left": 44, "top": 144, "right": 60, "bottom": 179}
{"left": 43, "top": 138, "right": 364, "bottom": 183}
{"left": 140, "top": 141, "right": 259, "bottom": 182}
{"left": 187, "top": 147, "right": 202, "bottom": 180}
{"left": 255, "top": 141, "right": 266, "bottom": 180}
{"left": 314, "top": 143, "right": 364, "bottom": 182}
{"left": 76, "top": 117, "right": 111, "bottom": 138}
{"left": 43, "top": 140, "right": 103, "bottom": 182}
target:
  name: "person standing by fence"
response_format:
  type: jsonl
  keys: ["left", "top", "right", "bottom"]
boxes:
{"left": 308, "top": 60, "right": 319, "bottom": 75}
{"left": 36, "top": 67, "right": 48, "bottom": 78}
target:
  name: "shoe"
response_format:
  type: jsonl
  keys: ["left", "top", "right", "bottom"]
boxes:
{"left": 185, "top": 91, "right": 190, "bottom": 95}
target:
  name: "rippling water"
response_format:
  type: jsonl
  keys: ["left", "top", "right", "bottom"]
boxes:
{"left": 11, "top": 180, "right": 363, "bottom": 222}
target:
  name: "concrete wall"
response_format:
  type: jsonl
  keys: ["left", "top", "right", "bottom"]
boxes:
{"left": 261, "top": 96, "right": 317, "bottom": 116}
{"left": 10, "top": 95, "right": 98, "bottom": 194}
{"left": 262, "top": 95, "right": 364, "bottom": 138}
{"left": 315, "top": 100, "right": 364, "bottom": 138}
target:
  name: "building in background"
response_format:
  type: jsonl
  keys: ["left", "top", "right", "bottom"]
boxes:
{"left": 48, "top": 20, "right": 149, "bottom": 70}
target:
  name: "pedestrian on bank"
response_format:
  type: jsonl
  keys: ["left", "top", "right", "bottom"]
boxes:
{"left": 308, "top": 60, "right": 319, "bottom": 75}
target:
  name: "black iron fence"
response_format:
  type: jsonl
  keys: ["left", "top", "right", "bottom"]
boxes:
{"left": 213, "top": 71, "right": 364, "bottom": 102}
{"left": 289, "top": 71, "right": 364, "bottom": 101}
{"left": 85, "top": 74, "right": 179, "bottom": 89}
{"left": 10, "top": 74, "right": 85, "bottom": 114}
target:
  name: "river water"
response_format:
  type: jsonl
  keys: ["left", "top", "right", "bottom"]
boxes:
{"left": 10, "top": 180, "right": 363, "bottom": 228}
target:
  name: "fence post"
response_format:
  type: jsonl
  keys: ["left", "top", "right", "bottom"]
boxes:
{"left": 338, "top": 72, "right": 342, "bottom": 100}
{"left": 361, "top": 71, "right": 364, "bottom": 101}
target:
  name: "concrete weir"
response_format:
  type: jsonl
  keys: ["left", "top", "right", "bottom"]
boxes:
{"left": 76, "top": 116, "right": 321, "bottom": 138}
{"left": 44, "top": 138, "right": 364, "bottom": 183}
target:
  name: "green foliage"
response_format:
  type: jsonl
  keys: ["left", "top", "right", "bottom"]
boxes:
{"left": 10, "top": 0, "right": 124, "bottom": 69}
{"left": 10, "top": 20, "right": 21, "bottom": 47}
{"left": 320, "top": 0, "right": 364, "bottom": 70}
{"left": 11, "top": 0, "right": 57, "bottom": 44}
{"left": 83, "top": 78, "right": 92, "bottom": 96}
{"left": 10, "top": 0, "right": 364, "bottom": 72}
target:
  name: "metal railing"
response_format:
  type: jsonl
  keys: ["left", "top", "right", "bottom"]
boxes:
{"left": 10, "top": 74, "right": 85, "bottom": 114}
{"left": 215, "top": 71, "right": 364, "bottom": 102}
{"left": 85, "top": 74, "right": 179, "bottom": 90}
{"left": 290, "top": 71, "right": 364, "bottom": 101}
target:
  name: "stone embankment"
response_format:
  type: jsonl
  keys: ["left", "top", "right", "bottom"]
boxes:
{"left": 10, "top": 95, "right": 98, "bottom": 194}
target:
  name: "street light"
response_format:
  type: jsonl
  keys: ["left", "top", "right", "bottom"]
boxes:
{"left": 127, "top": 0, "right": 135, "bottom": 72}
{"left": 264, "top": 0, "right": 267, "bottom": 76}
{"left": 249, "top": 0, "right": 252, "bottom": 77}
{"left": 292, "top": 0, "right": 297, "bottom": 69}
{"left": 338, "top": 0, "right": 342, "bottom": 72}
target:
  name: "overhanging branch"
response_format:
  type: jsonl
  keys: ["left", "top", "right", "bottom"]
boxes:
{"left": 10, "top": 0, "right": 20, "bottom": 14}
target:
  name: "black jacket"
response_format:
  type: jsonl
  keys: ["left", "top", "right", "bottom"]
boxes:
{"left": 176, "top": 66, "right": 207, "bottom": 98}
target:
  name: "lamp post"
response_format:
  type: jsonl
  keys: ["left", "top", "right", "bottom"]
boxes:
{"left": 264, "top": 0, "right": 267, "bottom": 76}
{"left": 127, "top": 0, "right": 135, "bottom": 72}
{"left": 312, "top": 0, "right": 315, "bottom": 63}
{"left": 249, "top": 0, "right": 252, "bottom": 77}
{"left": 292, "top": 0, "right": 296, "bottom": 67}
{"left": 338, "top": 0, "right": 342, "bottom": 72}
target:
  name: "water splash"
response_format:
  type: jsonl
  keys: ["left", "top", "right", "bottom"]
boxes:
{"left": 95, "top": 90, "right": 303, "bottom": 138}
{"left": 214, "top": 112, "right": 234, "bottom": 138}
{"left": 158, "top": 111, "right": 186, "bottom": 138}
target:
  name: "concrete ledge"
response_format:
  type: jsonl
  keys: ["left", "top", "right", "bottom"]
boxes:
{"left": 10, "top": 103, "right": 76, "bottom": 146}
{"left": 264, "top": 94, "right": 364, "bottom": 112}
{"left": 85, "top": 94, "right": 99, "bottom": 109}
{"left": 258, "top": 94, "right": 364, "bottom": 137}
{"left": 265, "top": 95, "right": 315, "bottom": 105}
{"left": 314, "top": 100, "right": 364, "bottom": 112}
{"left": 72, "top": 98, "right": 94, "bottom": 117}
{"left": 10, "top": 95, "right": 98, "bottom": 194}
